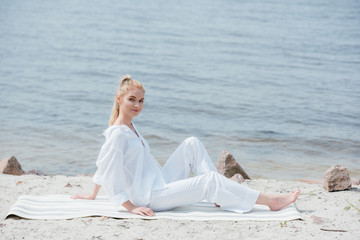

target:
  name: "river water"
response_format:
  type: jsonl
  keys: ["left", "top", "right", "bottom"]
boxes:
{"left": 1, "top": 0, "right": 359, "bottom": 179}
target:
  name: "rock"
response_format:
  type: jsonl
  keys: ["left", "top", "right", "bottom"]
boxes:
{"left": 351, "top": 178, "right": 360, "bottom": 185}
{"left": 216, "top": 150, "right": 250, "bottom": 179}
{"left": 230, "top": 173, "right": 245, "bottom": 184}
{"left": 0, "top": 156, "right": 25, "bottom": 176}
{"left": 324, "top": 165, "right": 351, "bottom": 192}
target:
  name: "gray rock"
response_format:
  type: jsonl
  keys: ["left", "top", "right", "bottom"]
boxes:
{"left": 324, "top": 165, "right": 351, "bottom": 192}
{"left": 216, "top": 150, "right": 250, "bottom": 179}
{"left": 0, "top": 156, "right": 25, "bottom": 176}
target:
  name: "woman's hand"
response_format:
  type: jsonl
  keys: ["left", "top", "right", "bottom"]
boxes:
{"left": 129, "top": 206, "right": 155, "bottom": 217}
{"left": 71, "top": 193, "right": 96, "bottom": 200}
{"left": 122, "top": 200, "right": 155, "bottom": 216}
{"left": 71, "top": 184, "right": 101, "bottom": 200}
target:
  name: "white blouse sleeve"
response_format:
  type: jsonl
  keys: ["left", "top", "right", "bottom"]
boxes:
{"left": 93, "top": 130, "right": 130, "bottom": 208}
{"left": 93, "top": 127, "right": 148, "bottom": 208}
{"left": 94, "top": 146, "right": 129, "bottom": 208}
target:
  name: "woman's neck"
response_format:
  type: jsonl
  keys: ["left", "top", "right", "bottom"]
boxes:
{"left": 113, "top": 115, "right": 140, "bottom": 138}
{"left": 113, "top": 115, "right": 133, "bottom": 129}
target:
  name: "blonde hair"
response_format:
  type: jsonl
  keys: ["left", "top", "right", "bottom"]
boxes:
{"left": 109, "top": 75, "right": 145, "bottom": 126}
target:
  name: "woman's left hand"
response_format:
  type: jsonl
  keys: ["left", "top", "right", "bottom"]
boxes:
{"left": 130, "top": 206, "right": 155, "bottom": 217}
{"left": 122, "top": 200, "right": 155, "bottom": 216}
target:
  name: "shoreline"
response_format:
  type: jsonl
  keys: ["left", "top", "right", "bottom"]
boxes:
{"left": 6, "top": 153, "right": 360, "bottom": 180}
{"left": 6, "top": 155, "right": 360, "bottom": 181}
{"left": 1, "top": 173, "right": 359, "bottom": 239}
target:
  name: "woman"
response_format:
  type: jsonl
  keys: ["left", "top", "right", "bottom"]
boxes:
{"left": 73, "top": 75, "right": 300, "bottom": 217}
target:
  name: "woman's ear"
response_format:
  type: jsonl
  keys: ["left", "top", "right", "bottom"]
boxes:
{"left": 116, "top": 95, "right": 122, "bottom": 104}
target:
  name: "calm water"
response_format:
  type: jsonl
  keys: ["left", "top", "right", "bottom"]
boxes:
{"left": 1, "top": 0, "right": 359, "bottom": 179}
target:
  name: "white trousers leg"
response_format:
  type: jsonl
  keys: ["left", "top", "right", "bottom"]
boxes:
{"left": 150, "top": 137, "right": 260, "bottom": 213}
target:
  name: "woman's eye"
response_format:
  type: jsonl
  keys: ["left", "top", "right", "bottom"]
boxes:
{"left": 140, "top": 99, "right": 144, "bottom": 103}
{"left": 129, "top": 98, "right": 135, "bottom": 101}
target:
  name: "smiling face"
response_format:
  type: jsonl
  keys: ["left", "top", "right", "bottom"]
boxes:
{"left": 118, "top": 87, "right": 145, "bottom": 120}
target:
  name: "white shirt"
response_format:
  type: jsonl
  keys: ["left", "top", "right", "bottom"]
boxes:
{"left": 93, "top": 123, "right": 166, "bottom": 208}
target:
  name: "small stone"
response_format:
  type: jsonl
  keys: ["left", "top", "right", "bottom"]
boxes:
{"left": 351, "top": 178, "right": 360, "bottom": 185}
{"left": 310, "top": 215, "right": 324, "bottom": 225}
{"left": 76, "top": 173, "right": 94, "bottom": 177}
{"left": 216, "top": 150, "right": 250, "bottom": 179}
{"left": 99, "top": 216, "right": 109, "bottom": 221}
{"left": 324, "top": 165, "right": 351, "bottom": 192}
{"left": 230, "top": 173, "right": 245, "bottom": 184}
{"left": 0, "top": 156, "right": 25, "bottom": 176}
{"left": 24, "top": 169, "right": 45, "bottom": 175}
{"left": 82, "top": 219, "right": 92, "bottom": 225}
{"left": 65, "top": 183, "right": 73, "bottom": 187}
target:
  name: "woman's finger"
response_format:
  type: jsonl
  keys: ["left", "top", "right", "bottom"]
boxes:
{"left": 71, "top": 194, "right": 81, "bottom": 199}
{"left": 132, "top": 207, "right": 155, "bottom": 217}
{"left": 71, "top": 194, "right": 86, "bottom": 199}
{"left": 146, "top": 209, "right": 155, "bottom": 216}
{"left": 136, "top": 209, "right": 146, "bottom": 216}
{"left": 141, "top": 208, "right": 153, "bottom": 216}
{"left": 149, "top": 210, "right": 155, "bottom": 216}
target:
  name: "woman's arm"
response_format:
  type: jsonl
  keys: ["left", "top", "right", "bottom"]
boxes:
{"left": 122, "top": 200, "right": 155, "bottom": 216}
{"left": 71, "top": 184, "right": 101, "bottom": 200}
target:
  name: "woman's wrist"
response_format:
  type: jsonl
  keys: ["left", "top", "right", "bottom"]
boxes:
{"left": 122, "top": 200, "right": 136, "bottom": 211}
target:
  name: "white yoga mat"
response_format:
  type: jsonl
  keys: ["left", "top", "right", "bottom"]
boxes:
{"left": 5, "top": 195, "right": 302, "bottom": 221}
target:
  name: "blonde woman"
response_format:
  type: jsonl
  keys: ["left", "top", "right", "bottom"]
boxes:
{"left": 72, "top": 75, "right": 300, "bottom": 216}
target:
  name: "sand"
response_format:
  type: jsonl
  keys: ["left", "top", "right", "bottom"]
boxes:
{"left": 1, "top": 173, "right": 359, "bottom": 240}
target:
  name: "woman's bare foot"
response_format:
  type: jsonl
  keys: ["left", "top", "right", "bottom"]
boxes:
{"left": 256, "top": 188, "right": 300, "bottom": 211}
{"left": 268, "top": 189, "right": 300, "bottom": 211}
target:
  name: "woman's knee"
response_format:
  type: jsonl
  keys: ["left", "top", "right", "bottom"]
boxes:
{"left": 184, "top": 136, "right": 199, "bottom": 143}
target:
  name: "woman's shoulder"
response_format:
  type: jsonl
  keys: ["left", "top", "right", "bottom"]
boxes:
{"left": 103, "top": 125, "right": 143, "bottom": 150}
{"left": 103, "top": 125, "right": 135, "bottom": 143}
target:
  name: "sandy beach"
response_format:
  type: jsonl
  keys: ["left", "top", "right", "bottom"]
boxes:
{"left": 1, "top": 173, "right": 359, "bottom": 240}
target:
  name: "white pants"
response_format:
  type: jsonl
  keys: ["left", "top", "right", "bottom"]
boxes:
{"left": 149, "top": 137, "right": 260, "bottom": 214}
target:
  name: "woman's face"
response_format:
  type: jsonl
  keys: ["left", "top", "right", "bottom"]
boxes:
{"left": 118, "top": 88, "right": 145, "bottom": 119}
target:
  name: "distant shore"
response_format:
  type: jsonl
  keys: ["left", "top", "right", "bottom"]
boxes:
{"left": 1, "top": 173, "right": 359, "bottom": 239}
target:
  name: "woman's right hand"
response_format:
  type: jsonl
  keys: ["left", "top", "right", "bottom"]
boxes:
{"left": 71, "top": 184, "right": 101, "bottom": 200}
{"left": 71, "top": 193, "right": 96, "bottom": 200}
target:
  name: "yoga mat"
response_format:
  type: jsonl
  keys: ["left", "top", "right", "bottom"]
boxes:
{"left": 6, "top": 195, "right": 302, "bottom": 221}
